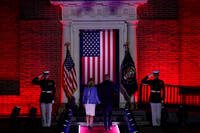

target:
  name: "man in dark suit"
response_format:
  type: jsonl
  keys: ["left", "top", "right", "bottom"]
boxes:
{"left": 99, "top": 74, "right": 118, "bottom": 131}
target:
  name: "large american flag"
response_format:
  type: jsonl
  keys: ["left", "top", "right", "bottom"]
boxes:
{"left": 80, "top": 29, "right": 118, "bottom": 85}
{"left": 63, "top": 48, "right": 78, "bottom": 98}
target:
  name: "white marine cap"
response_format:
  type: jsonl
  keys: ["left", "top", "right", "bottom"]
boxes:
{"left": 43, "top": 70, "right": 50, "bottom": 74}
{"left": 152, "top": 70, "right": 159, "bottom": 74}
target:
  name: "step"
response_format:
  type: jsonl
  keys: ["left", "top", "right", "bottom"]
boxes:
{"left": 135, "top": 121, "right": 150, "bottom": 126}
{"left": 73, "top": 116, "right": 125, "bottom": 122}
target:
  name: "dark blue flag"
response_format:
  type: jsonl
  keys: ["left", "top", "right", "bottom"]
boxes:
{"left": 121, "top": 50, "right": 138, "bottom": 96}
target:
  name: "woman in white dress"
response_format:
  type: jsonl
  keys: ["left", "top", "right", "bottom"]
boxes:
{"left": 82, "top": 78, "right": 100, "bottom": 129}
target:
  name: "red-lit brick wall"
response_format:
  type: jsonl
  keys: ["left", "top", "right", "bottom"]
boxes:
{"left": 18, "top": 20, "right": 62, "bottom": 115}
{"left": 0, "top": 0, "right": 62, "bottom": 115}
{"left": 0, "top": 0, "right": 20, "bottom": 80}
{"left": 136, "top": 0, "right": 200, "bottom": 105}
{"left": 179, "top": 0, "right": 200, "bottom": 86}
{"left": 137, "top": 0, "right": 200, "bottom": 86}
{"left": 137, "top": 20, "right": 180, "bottom": 85}
{"left": 1, "top": 0, "right": 200, "bottom": 115}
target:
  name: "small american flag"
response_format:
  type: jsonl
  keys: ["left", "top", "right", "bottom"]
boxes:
{"left": 80, "top": 29, "right": 118, "bottom": 85}
{"left": 63, "top": 48, "right": 78, "bottom": 98}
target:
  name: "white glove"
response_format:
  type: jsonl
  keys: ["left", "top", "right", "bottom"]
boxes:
{"left": 148, "top": 74, "right": 153, "bottom": 78}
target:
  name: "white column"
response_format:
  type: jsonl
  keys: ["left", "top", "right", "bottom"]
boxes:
{"left": 119, "top": 24, "right": 128, "bottom": 108}
{"left": 128, "top": 20, "right": 138, "bottom": 103}
{"left": 71, "top": 26, "right": 80, "bottom": 105}
{"left": 127, "top": 20, "right": 138, "bottom": 69}
{"left": 119, "top": 20, "right": 138, "bottom": 107}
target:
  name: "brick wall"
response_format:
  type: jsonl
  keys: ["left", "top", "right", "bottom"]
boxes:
{"left": 19, "top": 20, "right": 62, "bottom": 114}
{"left": 137, "top": 0, "right": 178, "bottom": 19}
{"left": 179, "top": 0, "right": 200, "bottom": 86}
{"left": 137, "top": 20, "right": 180, "bottom": 84}
{"left": 0, "top": 0, "right": 200, "bottom": 115}
{"left": 137, "top": 0, "right": 200, "bottom": 86}
{"left": 0, "top": 0, "right": 62, "bottom": 115}
{"left": 0, "top": 0, "right": 20, "bottom": 80}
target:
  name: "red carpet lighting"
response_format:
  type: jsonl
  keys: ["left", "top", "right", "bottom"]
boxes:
{"left": 79, "top": 125, "right": 120, "bottom": 133}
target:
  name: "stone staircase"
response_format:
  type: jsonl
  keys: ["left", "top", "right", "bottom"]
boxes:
{"left": 71, "top": 107, "right": 125, "bottom": 124}
{"left": 54, "top": 106, "right": 151, "bottom": 133}
{"left": 71, "top": 107, "right": 150, "bottom": 126}
{"left": 132, "top": 110, "right": 150, "bottom": 126}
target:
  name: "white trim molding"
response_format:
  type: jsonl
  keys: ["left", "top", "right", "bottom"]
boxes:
{"left": 51, "top": 0, "right": 147, "bottom": 21}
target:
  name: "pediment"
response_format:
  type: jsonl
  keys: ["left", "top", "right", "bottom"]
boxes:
{"left": 51, "top": 0, "right": 147, "bottom": 21}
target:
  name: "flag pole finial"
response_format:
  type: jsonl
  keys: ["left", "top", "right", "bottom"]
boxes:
{"left": 123, "top": 42, "right": 129, "bottom": 52}
{"left": 65, "top": 42, "right": 71, "bottom": 49}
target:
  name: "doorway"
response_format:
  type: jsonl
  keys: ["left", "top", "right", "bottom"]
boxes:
{"left": 79, "top": 29, "right": 119, "bottom": 107}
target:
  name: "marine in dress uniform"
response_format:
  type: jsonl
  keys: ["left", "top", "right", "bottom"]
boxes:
{"left": 141, "top": 70, "right": 165, "bottom": 127}
{"left": 32, "top": 71, "right": 56, "bottom": 127}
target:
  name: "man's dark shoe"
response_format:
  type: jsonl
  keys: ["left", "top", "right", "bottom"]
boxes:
{"left": 88, "top": 125, "right": 92, "bottom": 130}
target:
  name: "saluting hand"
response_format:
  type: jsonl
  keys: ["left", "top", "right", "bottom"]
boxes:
{"left": 38, "top": 74, "right": 43, "bottom": 79}
{"left": 148, "top": 73, "right": 153, "bottom": 78}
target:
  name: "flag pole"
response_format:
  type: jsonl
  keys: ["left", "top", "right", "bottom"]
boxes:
{"left": 64, "top": 42, "right": 70, "bottom": 100}
{"left": 120, "top": 42, "right": 131, "bottom": 106}
{"left": 120, "top": 27, "right": 131, "bottom": 105}
{"left": 64, "top": 42, "right": 77, "bottom": 100}
{"left": 121, "top": 41, "right": 137, "bottom": 110}
{"left": 126, "top": 42, "right": 138, "bottom": 110}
